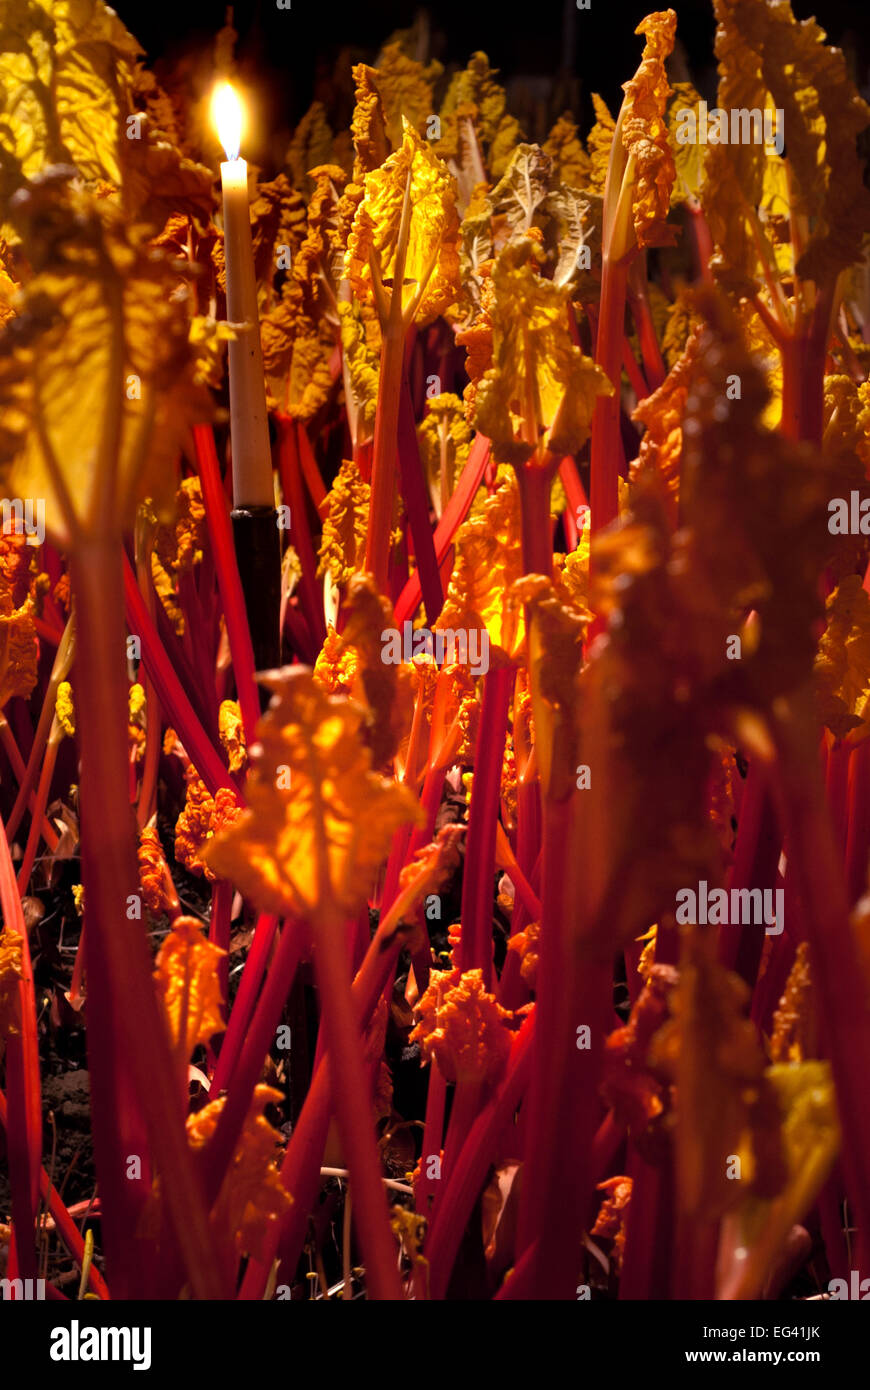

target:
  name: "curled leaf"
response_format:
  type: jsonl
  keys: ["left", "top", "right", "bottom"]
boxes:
{"left": 202, "top": 668, "right": 421, "bottom": 920}
{"left": 186, "top": 1084, "right": 292, "bottom": 1261}
{"left": 436, "top": 470, "right": 524, "bottom": 662}
{"left": 0, "top": 925, "right": 23, "bottom": 1038}
{"left": 410, "top": 966, "right": 512, "bottom": 1085}
{"left": 473, "top": 238, "right": 611, "bottom": 466}
{"left": 317, "top": 457, "right": 370, "bottom": 588}
{"left": 814, "top": 575, "right": 870, "bottom": 745}
{"left": 617, "top": 9, "right": 678, "bottom": 253}
{"left": 153, "top": 914, "right": 226, "bottom": 1058}
{"left": 346, "top": 118, "right": 460, "bottom": 328}
{"left": 0, "top": 178, "right": 209, "bottom": 547}
{"left": 219, "top": 699, "right": 246, "bottom": 774}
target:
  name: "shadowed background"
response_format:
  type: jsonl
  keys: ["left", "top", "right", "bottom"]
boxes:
{"left": 112, "top": 0, "right": 870, "bottom": 173}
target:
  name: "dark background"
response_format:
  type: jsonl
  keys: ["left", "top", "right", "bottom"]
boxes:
{"left": 113, "top": 0, "right": 870, "bottom": 170}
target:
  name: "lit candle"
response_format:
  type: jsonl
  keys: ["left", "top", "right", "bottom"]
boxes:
{"left": 212, "top": 82, "right": 273, "bottom": 508}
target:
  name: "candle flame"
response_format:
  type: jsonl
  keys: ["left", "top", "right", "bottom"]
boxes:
{"left": 212, "top": 82, "right": 242, "bottom": 161}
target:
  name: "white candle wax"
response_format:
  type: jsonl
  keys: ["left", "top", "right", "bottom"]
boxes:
{"left": 220, "top": 155, "right": 274, "bottom": 508}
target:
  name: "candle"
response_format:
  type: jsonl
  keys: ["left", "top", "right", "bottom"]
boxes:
{"left": 212, "top": 82, "right": 273, "bottom": 508}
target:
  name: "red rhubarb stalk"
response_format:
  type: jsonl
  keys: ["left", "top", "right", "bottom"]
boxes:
{"left": 310, "top": 914, "right": 403, "bottom": 1299}
{"left": 426, "top": 1015, "right": 534, "bottom": 1299}
{"left": 210, "top": 913, "right": 279, "bottom": 1094}
{"left": 771, "top": 686, "right": 870, "bottom": 1273}
{"left": 0, "top": 814, "right": 41, "bottom": 1279}
{"left": 275, "top": 417, "right": 327, "bottom": 648}
{"left": 394, "top": 435, "right": 490, "bottom": 624}
{"left": 123, "top": 553, "right": 240, "bottom": 801}
{"left": 193, "top": 423, "right": 261, "bottom": 742}
{"left": 365, "top": 171, "right": 414, "bottom": 592}
{"left": 203, "top": 917, "right": 307, "bottom": 1205}
{"left": 240, "top": 874, "right": 444, "bottom": 1298}
{"left": 72, "top": 541, "right": 225, "bottom": 1298}
{"left": 397, "top": 372, "right": 443, "bottom": 622}
{"left": 459, "top": 666, "right": 514, "bottom": 988}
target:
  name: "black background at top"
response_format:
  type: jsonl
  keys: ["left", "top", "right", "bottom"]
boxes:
{"left": 111, "top": 0, "right": 870, "bottom": 171}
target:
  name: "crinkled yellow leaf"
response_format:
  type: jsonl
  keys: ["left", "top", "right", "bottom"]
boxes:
{"left": 543, "top": 114, "right": 590, "bottom": 189}
{"left": 186, "top": 1084, "right": 292, "bottom": 1262}
{"left": 718, "top": 1060, "right": 839, "bottom": 1299}
{"left": 545, "top": 185, "right": 600, "bottom": 292}
{"left": 515, "top": 573, "right": 589, "bottom": 802}
{"left": 0, "top": 0, "right": 140, "bottom": 199}
{"left": 285, "top": 323, "right": 335, "bottom": 421}
{"left": 0, "top": 531, "right": 33, "bottom": 613}
{"left": 652, "top": 929, "right": 780, "bottom": 1221}
{"left": 661, "top": 290, "right": 693, "bottom": 369}
{"left": 417, "top": 392, "right": 472, "bottom": 514}
{"left": 0, "top": 602, "right": 37, "bottom": 710}
{"left": 434, "top": 52, "right": 521, "bottom": 193}
{"left": 334, "top": 573, "right": 414, "bottom": 767}
{"left": 335, "top": 65, "right": 391, "bottom": 250}
{"left": 473, "top": 237, "right": 612, "bottom": 465}
{"left": 814, "top": 575, "right": 870, "bottom": 745}
{"left": 260, "top": 283, "right": 334, "bottom": 419}
{"left": 346, "top": 118, "right": 460, "bottom": 327}
{"left": 138, "top": 824, "right": 172, "bottom": 917}
{"left": 436, "top": 470, "right": 524, "bottom": 661}
{"left": 337, "top": 299, "right": 380, "bottom": 441}
{"left": 488, "top": 114, "right": 525, "bottom": 181}
{"left": 704, "top": 0, "right": 870, "bottom": 294}
{"left": 436, "top": 52, "right": 511, "bottom": 160}
{"left": 410, "top": 658, "right": 480, "bottom": 771}
{"left": 156, "top": 477, "right": 207, "bottom": 577}
{"left": 317, "top": 456, "right": 370, "bottom": 587}
{"left": 0, "top": 1, "right": 213, "bottom": 225}
{"left": 249, "top": 173, "right": 307, "bottom": 293}
{"left": 294, "top": 164, "right": 347, "bottom": 320}
{"left": 410, "top": 967, "right": 511, "bottom": 1085}
{"left": 313, "top": 624, "right": 360, "bottom": 696}
{"left": 372, "top": 42, "right": 442, "bottom": 151}
{"left": 0, "top": 181, "right": 209, "bottom": 547}
{"left": 349, "top": 66, "right": 390, "bottom": 175}
{"left": 285, "top": 103, "right": 335, "bottom": 195}
{"left": 737, "top": 298, "right": 782, "bottom": 431}
{"left": 586, "top": 93, "right": 616, "bottom": 197}
{"left": 153, "top": 914, "right": 226, "bottom": 1059}
{"left": 769, "top": 942, "right": 815, "bottom": 1064}
{"left": 0, "top": 239, "right": 18, "bottom": 327}
{"left": 454, "top": 262, "right": 494, "bottom": 422}
{"left": 666, "top": 82, "right": 705, "bottom": 204}
{"left": 619, "top": 10, "right": 678, "bottom": 250}
{"left": 824, "top": 374, "right": 870, "bottom": 472}
{"left": 487, "top": 144, "right": 553, "bottom": 238}
{"left": 189, "top": 315, "right": 235, "bottom": 391}
{"left": 150, "top": 549, "right": 183, "bottom": 636}
{"left": 219, "top": 699, "right": 246, "bottom": 774}
{"left": 202, "top": 668, "right": 421, "bottom": 920}
{"left": 760, "top": 2, "right": 870, "bottom": 287}
{"left": 175, "top": 776, "right": 242, "bottom": 882}
{"left": 631, "top": 322, "right": 702, "bottom": 523}
{"left": 56, "top": 680, "right": 75, "bottom": 737}
{"left": 0, "top": 925, "right": 23, "bottom": 1038}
